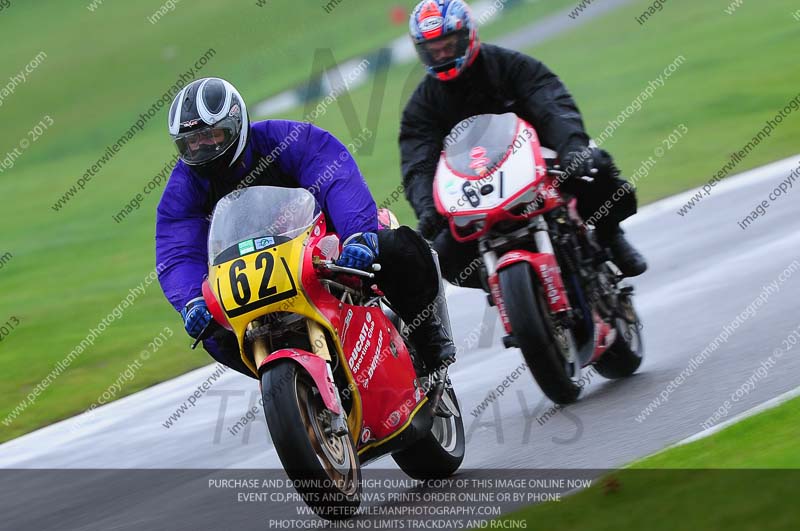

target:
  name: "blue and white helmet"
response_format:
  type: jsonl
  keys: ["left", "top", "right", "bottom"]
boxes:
{"left": 409, "top": 0, "right": 480, "bottom": 81}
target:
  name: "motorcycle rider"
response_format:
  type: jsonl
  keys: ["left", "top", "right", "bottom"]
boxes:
{"left": 401, "top": 0, "right": 648, "bottom": 288}
{"left": 156, "top": 77, "right": 455, "bottom": 378}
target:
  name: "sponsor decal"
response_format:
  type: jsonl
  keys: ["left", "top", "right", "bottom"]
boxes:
{"left": 470, "top": 146, "right": 487, "bottom": 159}
{"left": 229, "top": 104, "right": 240, "bottom": 117}
{"left": 362, "top": 331, "right": 385, "bottom": 390}
{"left": 341, "top": 309, "right": 354, "bottom": 342}
{"left": 361, "top": 427, "right": 373, "bottom": 444}
{"left": 349, "top": 312, "right": 375, "bottom": 374}
{"left": 469, "top": 146, "right": 490, "bottom": 171}
{"left": 444, "top": 178, "right": 460, "bottom": 196}
{"left": 419, "top": 15, "right": 443, "bottom": 33}
{"left": 181, "top": 119, "right": 201, "bottom": 128}
{"left": 238, "top": 239, "right": 255, "bottom": 255}
{"left": 488, "top": 274, "right": 510, "bottom": 332}
{"left": 539, "top": 263, "right": 562, "bottom": 306}
{"left": 254, "top": 236, "right": 275, "bottom": 250}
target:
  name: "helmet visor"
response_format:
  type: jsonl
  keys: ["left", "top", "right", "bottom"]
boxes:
{"left": 173, "top": 116, "right": 240, "bottom": 165}
{"left": 414, "top": 29, "right": 470, "bottom": 72}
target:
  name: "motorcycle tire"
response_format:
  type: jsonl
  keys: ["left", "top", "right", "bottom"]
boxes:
{"left": 262, "top": 361, "right": 361, "bottom": 520}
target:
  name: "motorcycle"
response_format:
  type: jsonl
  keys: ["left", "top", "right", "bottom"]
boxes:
{"left": 200, "top": 186, "right": 464, "bottom": 519}
{"left": 433, "top": 113, "right": 644, "bottom": 405}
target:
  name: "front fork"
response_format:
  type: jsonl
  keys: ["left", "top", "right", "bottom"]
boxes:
{"left": 483, "top": 216, "right": 569, "bottom": 334}
{"left": 252, "top": 319, "right": 350, "bottom": 437}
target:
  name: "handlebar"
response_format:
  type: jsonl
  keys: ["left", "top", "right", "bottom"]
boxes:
{"left": 545, "top": 159, "right": 598, "bottom": 178}
{"left": 191, "top": 319, "right": 221, "bottom": 350}
{"left": 314, "top": 258, "right": 380, "bottom": 279}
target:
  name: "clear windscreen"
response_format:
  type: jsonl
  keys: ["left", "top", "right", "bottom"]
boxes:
{"left": 207, "top": 186, "right": 319, "bottom": 264}
{"left": 443, "top": 113, "right": 519, "bottom": 176}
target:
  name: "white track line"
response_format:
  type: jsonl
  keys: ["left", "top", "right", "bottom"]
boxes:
{"left": 624, "top": 154, "right": 800, "bottom": 228}
{"left": 670, "top": 384, "right": 800, "bottom": 448}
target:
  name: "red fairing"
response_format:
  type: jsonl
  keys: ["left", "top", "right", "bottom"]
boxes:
{"left": 339, "top": 305, "right": 420, "bottom": 444}
{"left": 496, "top": 250, "right": 572, "bottom": 314}
{"left": 259, "top": 349, "right": 341, "bottom": 415}
{"left": 202, "top": 278, "right": 233, "bottom": 331}
{"left": 299, "top": 214, "right": 423, "bottom": 447}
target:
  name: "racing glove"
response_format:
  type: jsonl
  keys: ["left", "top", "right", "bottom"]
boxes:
{"left": 337, "top": 232, "right": 379, "bottom": 271}
{"left": 180, "top": 297, "right": 213, "bottom": 339}
{"left": 561, "top": 147, "right": 620, "bottom": 180}
{"left": 406, "top": 174, "right": 446, "bottom": 240}
{"left": 417, "top": 210, "right": 447, "bottom": 241}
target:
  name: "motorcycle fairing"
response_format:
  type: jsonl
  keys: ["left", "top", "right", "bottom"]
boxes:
{"left": 432, "top": 114, "right": 559, "bottom": 241}
{"left": 338, "top": 305, "right": 421, "bottom": 446}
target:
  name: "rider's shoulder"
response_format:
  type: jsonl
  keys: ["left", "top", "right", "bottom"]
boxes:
{"left": 482, "top": 43, "right": 542, "bottom": 68}
{"left": 249, "top": 119, "right": 314, "bottom": 141}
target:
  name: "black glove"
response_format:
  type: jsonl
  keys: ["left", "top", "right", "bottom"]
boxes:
{"left": 405, "top": 174, "right": 446, "bottom": 240}
{"left": 417, "top": 210, "right": 446, "bottom": 240}
{"left": 561, "top": 147, "right": 620, "bottom": 180}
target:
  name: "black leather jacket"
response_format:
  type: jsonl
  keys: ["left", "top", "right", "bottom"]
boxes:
{"left": 399, "top": 43, "right": 590, "bottom": 218}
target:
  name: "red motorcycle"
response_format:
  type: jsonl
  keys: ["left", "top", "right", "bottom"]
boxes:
{"left": 433, "top": 113, "right": 644, "bottom": 404}
{"left": 201, "top": 186, "right": 464, "bottom": 519}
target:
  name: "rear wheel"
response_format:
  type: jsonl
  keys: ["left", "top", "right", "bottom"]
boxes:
{"left": 392, "top": 386, "right": 465, "bottom": 479}
{"left": 593, "top": 294, "right": 644, "bottom": 379}
{"left": 262, "top": 361, "right": 361, "bottom": 520}
{"left": 500, "top": 263, "right": 582, "bottom": 405}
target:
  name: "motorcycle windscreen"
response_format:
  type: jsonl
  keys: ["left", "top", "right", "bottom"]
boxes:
{"left": 443, "top": 113, "right": 519, "bottom": 178}
{"left": 208, "top": 186, "right": 321, "bottom": 266}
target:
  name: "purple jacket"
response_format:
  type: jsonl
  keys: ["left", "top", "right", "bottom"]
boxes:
{"left": 156, "top": 120, "right": 378, "bottom": 312}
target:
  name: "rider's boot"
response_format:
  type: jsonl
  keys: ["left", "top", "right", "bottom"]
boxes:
{"left": 407, "top": 292, "right": 457, "bottom": 375}
{"left": 597, "top": 225, "right": 647, "bottom": 277}
{"left": 407, "top": 250, "right": 457, "bottom": 375}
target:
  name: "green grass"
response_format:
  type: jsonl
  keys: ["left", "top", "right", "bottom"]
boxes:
{"left": 634, "top": 396, "right": 800, "bottom": 469}
{"left": 495, "top": 396, "right": 800, "bottom": 530}
{"left": 1, "top": 0, "right": 799, "bottom": 441}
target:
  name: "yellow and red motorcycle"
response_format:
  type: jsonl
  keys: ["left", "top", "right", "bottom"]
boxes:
{"left": 200, "top": 186, "right": 464, "bottom": 519}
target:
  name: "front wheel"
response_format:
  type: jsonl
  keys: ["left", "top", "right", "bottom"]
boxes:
{"left": 392, "top": 386, "right": 465, "bottom": 479}
{"left": 500, "top": 263, "right": 582, "bottom": 405}
{"left": 262, "top": 361, "right": 361, "bottom": 520}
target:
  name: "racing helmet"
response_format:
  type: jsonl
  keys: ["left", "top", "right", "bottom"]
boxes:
{"left": 409, "top": 0, "right": 480, "bottom": 81}
{"left": 168, "top": 77, "right": 249, "bottom": 171}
